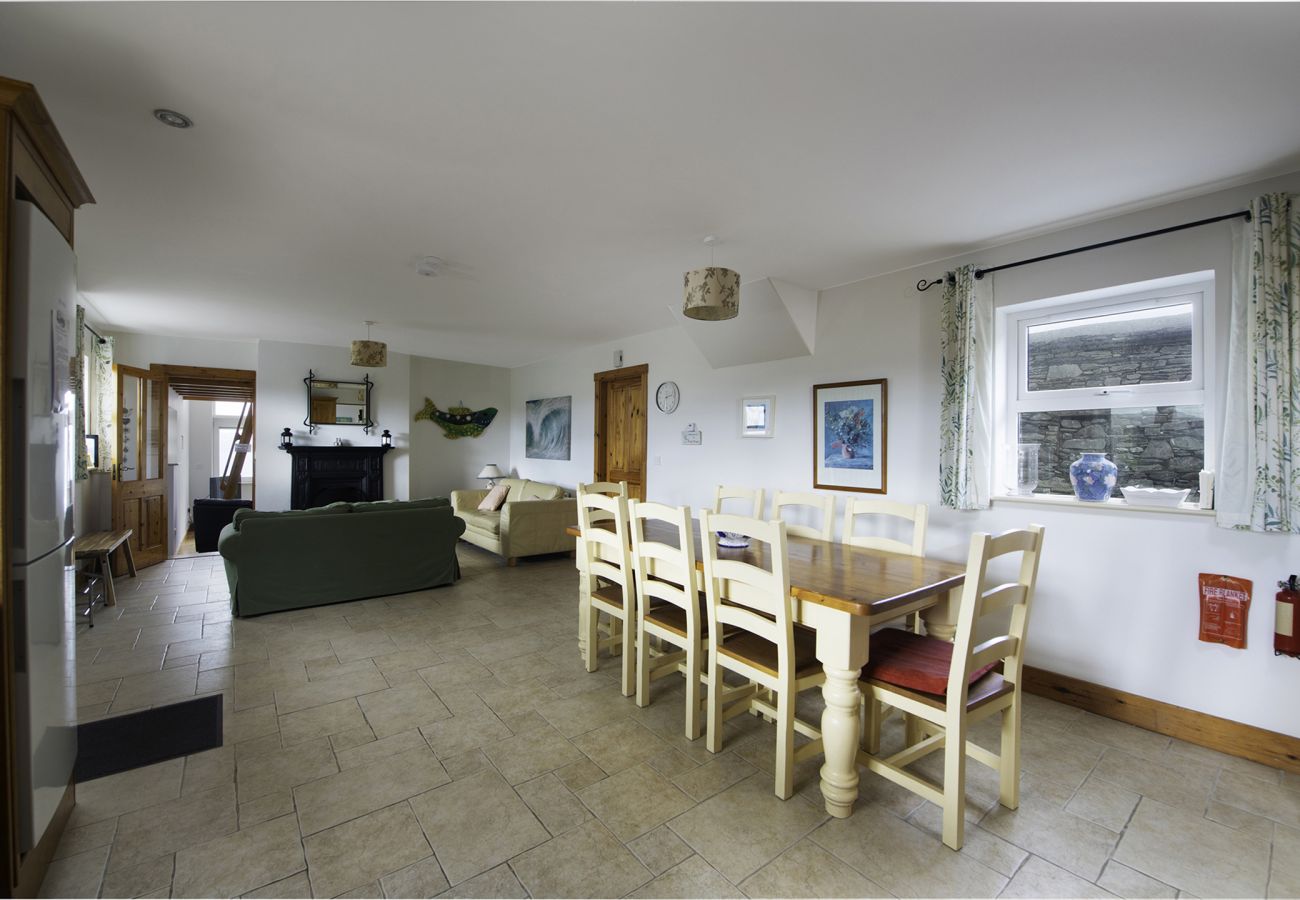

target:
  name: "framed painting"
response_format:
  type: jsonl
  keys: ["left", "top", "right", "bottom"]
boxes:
{"left": 813, "top": 378, "right": 887, "bottom": 494}
{"left": 740, "top": 395, "right": 775, "bottom": 438}
{"left": 525, "top": 395, "right": 572, "bottom": 460}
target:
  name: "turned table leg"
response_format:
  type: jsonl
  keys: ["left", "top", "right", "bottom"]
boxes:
{"left": 920, "top": 587, "right": 960, "bottom": 643}
{"left": 803, "top": 604, "right": 871, "bottom": 819}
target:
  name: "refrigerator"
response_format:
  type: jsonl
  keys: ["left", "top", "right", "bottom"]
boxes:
{"left": 7, "top": 199, "right": 78, "bottom": 852}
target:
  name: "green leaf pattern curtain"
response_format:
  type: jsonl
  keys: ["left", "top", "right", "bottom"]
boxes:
{"left": 939, "top": 263, "right": 993, "bottom": 510}
{"left": 73, "top": 306, "right": 88, "bottom": 481}
{"left": 1218, "top": 193, "right": 1300, "bottom": 532}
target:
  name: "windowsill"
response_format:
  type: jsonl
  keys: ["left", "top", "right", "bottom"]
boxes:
{"left": 993, "top": 492, "right": 1214, "bottom": 517}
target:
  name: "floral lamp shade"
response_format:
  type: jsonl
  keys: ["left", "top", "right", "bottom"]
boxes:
{"left": 350, "top": 339, "right": 387, "bottom": 368}
{"left": 683, "top": 267, "right": 740, "bottom": 321}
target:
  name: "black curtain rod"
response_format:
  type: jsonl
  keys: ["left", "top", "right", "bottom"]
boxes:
{"left": 915, "top": 209, "right": 1251, "bottom": 292}
{"left": 83, "top": 321, "right": 107, "bottom": 345}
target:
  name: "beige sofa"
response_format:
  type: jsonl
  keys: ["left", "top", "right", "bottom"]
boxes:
{"left": 451, "top": 478, "right": 576, "bottom": 565}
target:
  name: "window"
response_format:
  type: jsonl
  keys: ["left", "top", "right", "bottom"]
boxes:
{"left": 997, "top": 273, "right": 1214, "bottom": 499}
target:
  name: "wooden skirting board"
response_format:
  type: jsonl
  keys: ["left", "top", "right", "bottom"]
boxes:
{"left": 1023, "top": 666, "right": 1300, "bottom": 775}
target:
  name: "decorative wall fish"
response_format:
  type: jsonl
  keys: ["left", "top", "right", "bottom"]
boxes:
{"left": 415, "top": 399, "right": 498, "bottom": 438}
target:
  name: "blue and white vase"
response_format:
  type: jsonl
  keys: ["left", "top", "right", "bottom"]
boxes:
{"left": 1069, "top": 452, "right": 1118, "bottom": 502}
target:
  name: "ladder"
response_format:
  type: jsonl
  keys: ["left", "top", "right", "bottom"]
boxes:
{"left": 220, "top": 401, "right": 254, "bottom": 500}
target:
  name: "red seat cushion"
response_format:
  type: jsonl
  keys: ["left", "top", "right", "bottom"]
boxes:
{"left": 861, "top": 628, "right": 998, "bottom": 696}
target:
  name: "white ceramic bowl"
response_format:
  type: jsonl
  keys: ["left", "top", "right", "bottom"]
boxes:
{"left": 1120, "top": 486, "right": 1191, "bottom": 508}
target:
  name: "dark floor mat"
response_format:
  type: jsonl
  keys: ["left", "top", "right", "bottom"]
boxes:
{"left": 75, "top": 694, "right": 223, "bottom": 782}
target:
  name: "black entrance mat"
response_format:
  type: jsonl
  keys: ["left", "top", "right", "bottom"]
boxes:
{"left": 75, "top": 694, "right": 223, "bottom": 782}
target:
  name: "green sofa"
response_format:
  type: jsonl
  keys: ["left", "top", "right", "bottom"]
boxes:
{"left": 218, "top": 498, "right": 465, "bottom": 617}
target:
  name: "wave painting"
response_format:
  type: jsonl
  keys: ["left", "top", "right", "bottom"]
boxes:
{"left": 526, "top": 395, "right": 572, "bottom": 460}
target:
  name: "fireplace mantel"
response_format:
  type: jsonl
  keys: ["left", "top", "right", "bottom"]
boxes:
{"left": 284, "top": 445, "right": 392, "bottom": 510}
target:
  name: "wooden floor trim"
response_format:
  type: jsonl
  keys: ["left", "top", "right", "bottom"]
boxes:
{"left": 1023, "top": 666, "right": 1300, "bottom": 775}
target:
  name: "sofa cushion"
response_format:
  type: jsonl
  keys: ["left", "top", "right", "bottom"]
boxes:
{"left": 521, "top": 480, "right": 565, "bottom": 501}
{"left": 351, "top": 498, "right": 449, "bottom": 514}
{"left": 478, "top": 484, "right": 509, "bottom": 511}
{"left": 231, "top": 504, "right": 351, "bottom": 531}
{"left": 504, "top": 478, "right": 527, "bottom": 503}
{"left": 458, "top": 510, "right": 501, "bottom": 536}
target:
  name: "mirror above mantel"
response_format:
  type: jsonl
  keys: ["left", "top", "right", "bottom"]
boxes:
{"left": 304, "top": 370, "right": 374, "bottom": 434}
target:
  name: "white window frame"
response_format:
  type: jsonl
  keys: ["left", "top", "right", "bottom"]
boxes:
{"left": 994, "top": 271, "right": 1215, "bottom": 498}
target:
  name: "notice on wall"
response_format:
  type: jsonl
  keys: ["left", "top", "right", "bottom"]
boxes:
{"left": 1198, "top": 573, "right": 1252, "bottom": 649}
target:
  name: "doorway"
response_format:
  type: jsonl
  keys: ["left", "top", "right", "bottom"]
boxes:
{"left": 593, "top": 364, "right": 648, "bottom": 500}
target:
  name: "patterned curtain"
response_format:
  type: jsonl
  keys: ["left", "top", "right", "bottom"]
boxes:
{"left": 939, "top": 264, "right": 993, "bottom": 510}
{"left": 73, "top": 306, "right": 88, "bottom": 480}
{"left": 93, "top": 333, "right": 115, "bottom": 471}
{"left": 1218, "top": 193, "right": 1300, "bottom": 532}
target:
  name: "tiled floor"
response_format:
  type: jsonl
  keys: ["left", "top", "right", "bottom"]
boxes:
{"left": 43, "top": 546, "right": 1299, "bottom": 898}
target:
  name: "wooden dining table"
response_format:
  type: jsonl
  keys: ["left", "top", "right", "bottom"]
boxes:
{"left": 567, "top": 519, "right": 967, "bottom": 818}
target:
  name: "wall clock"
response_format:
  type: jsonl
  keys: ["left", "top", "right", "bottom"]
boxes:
{"left": 655, "top": 381, "right": 680, "bottom": 414}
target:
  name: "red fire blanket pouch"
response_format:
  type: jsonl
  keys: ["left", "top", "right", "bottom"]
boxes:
{"left": 1198, "top": 573, "right": 1252, "bottom": 649}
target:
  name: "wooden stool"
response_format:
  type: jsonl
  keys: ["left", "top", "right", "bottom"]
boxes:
{"left": 73, "top": 529, "right": 137, "bottom": 607}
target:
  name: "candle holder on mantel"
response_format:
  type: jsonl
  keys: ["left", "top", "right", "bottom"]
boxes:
{"left": 278, "top": 427, "right": 293, "bottom": 450}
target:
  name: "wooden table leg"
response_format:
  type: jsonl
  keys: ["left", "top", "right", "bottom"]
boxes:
{"left": 803, "top": 604, "right": 871, "bottom": 818}
{"left": 99, "top": 553, "right": 117, "bottom": 607}
{"left": 920, "top": 587, "right": 960, "bottom": 642}
{"left": 120, "top": 539, "right": 138, "bottom": 578}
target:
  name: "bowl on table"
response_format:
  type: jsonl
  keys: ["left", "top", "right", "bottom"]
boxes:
{"left": 1119, "top": 486, "right": 1191, "bottom": 508}
{"left": 716, "top": 531, "right": 752, "bottom": 548}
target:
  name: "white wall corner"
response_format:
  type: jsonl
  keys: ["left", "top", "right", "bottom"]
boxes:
{"left": 769, "top": 277, "right": 818, "bottom": 354}
{"left": 668, "top": 276, "right": 818, "bottom": 369}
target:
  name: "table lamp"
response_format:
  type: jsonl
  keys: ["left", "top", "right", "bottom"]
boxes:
{"left": 477, "top": 464, "right": 504, "bottom": 487}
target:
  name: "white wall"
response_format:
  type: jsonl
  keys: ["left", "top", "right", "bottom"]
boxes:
{"left": 167, "top": 388, "right": 189, "bottom": 554}
{"left": 409, "top": 357, "right": 511, "bottom": 499}
{"left": 508, "top": 170, "right": 1300, "bottom": 738}
{"left": 255, "top": 340, "right": 411, "bottom": 511}
{"left": 188, "top": 400, "right": 213, "bottom": 505}
{"left": 108, "top": 331, "right": 257, "bottom": 371}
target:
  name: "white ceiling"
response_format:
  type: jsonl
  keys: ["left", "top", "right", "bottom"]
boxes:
{"left": 3, "top": 3, "right": 1299, "bottom": 367}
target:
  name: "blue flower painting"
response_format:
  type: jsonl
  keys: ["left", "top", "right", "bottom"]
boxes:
{"left": 823, "top": 399, "right": 874, "bottom": 469}
{"left": 526, "top": 396, "right": 572, "bottom": 460}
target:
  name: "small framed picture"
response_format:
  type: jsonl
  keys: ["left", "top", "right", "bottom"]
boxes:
{"left": 740, "top": 396, "right": 775, "bottom": 438}
{"left": 85, "top": 434, "right": 99, "bottom": 468}
{"left": 813, "top": 378, "right": 887, "bottom": 494}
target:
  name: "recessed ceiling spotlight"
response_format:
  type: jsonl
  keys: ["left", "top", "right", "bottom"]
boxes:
{"left": 416, "top": 256, "right": 446, "bottom": 277}
{"left": 152, "top": 108, "right": 193, "bottom": 129}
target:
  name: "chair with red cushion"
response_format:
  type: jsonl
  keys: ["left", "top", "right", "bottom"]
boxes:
{"left": 858, "top": 525, "right": 1045, "bottom": 851}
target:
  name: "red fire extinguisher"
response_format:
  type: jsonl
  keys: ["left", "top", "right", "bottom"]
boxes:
{"left": 1277, "top": 575, "right": 1300, "bottom": 658}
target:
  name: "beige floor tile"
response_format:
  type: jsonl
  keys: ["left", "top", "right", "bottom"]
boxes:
{"left": 1113, "top": 798, "right": 1271, "bottom": 898}
{"left": 1098, "top": 860, "right": 1178, "bottom": 899}
{"left": 239, "top": 791, "right": 295, "bottom": 829}
{"left": 1018, "top": 726, "right": 1108, "bottom": 792}
{"left": 482, "top": 723, "right": 585, "bottom": 785}
{"left": 627, "top": 824, "right": 694, "bottom": 876}
{"left": 358, "top": 683, "right": 452, "bottom": 738}
{"left": 294, "top": 746, "right": 449, "bottom": 836}
{"left": 810, "top": 802, "right": 1006, "bottom": 898}
{"left": 109, "top": 784, "right": 238, "bottom": 872}
{"left": 225, "top": 703, "right": 280, "bottom": 744}
{"left": 100, "top": 854, "right": 174, "bottom": 898}
{"left": 277, "top": 697, "right": 368, "bottom": 746}
{"left": 740, "top": 837, "right": 889, "bottom": 898}
{"left": 1214, "top": 770, "right": 1300, "bottom": 828}
{"left": 553, "top": 757, "right": 608, "bottom": 791}
{"left": 1271, "top": 823, "right": 1300, "bottom": 898}
{"left": 330, "top": 630, "right": 400, "bottom": 663}
{"left": 671, "top": 752, "right": 756, "bottom": 802}
{"left": 235, "top": 736, "right": 338, "bottom": 801}
{"left": 272, "top": 669, "right": 389, "bottom": 715}
{"left": 579, "top": 763, "right": 693, "bottom": 843}
{"left": 645, "top": 746, "right": 701, "bottom": 781}
{"left": 1092, "top": 748, "right": 1217, "bottom": 813}
{"left": 242, "top": 871, "right": 312, "bottom": 898}
{"left": 110, "top": 664, "right": 200, "bottom": 712}
{"left": 907, "top": 802, "right": 1028, "bottom": 877}
{"left": 669, "top": 772, "right": 828, "bottom": 884}
{"left": 433, "top": 863, "right": 527, "bottom": 899}
{"left": 626, "top": 854, "right": 742, "bottom": 899}
{"left": 419, "top": 708, "right": 512, "bottom": 759}
{"left": 415, "top": 658, "right": 495, "bottom": 691}
{"left": 1067, "top": 712, "right": 1172, "bottom": 762}
{"left": 182, "top": 745, "right": 235, "bottom": 796}
{"left": 515, "top": 772, "right": 592, "bottom": 836}
{"left": 510, "top": 818, "right": 652, "bottom": 898}
{"left": 173, "top": 813, "right": 306, "bottom": 897}
{"left": 304, "top": 803, "right": 432, "bottom": 898}
{"left": 1066, "top": 774, "right": 1142, "bottom": 831}
{"left": 38, "top": 845, "right": 109, "bottom": 899}
{"left": 372, "top": 648, "right": 444, "bottom": 680}
{"left": 77, "top": 647, "right": 167, "bottom": 683}
{"left": 1205, "top": 800, "right": 1276, "bottom": 840}
{"left": 336, "top": 880, "right": 381, "bottom": 898}
{"left": 981, "top": 791, "right": 1119, "bottom": 882}
{"left": 535, "top": 689, "right": 632, "bottom": 737}
{"left": 53, "top": 817, "right": 117, "bottom": 860}
{"left": 408, "top": 769, "right": 547, "bottom": 885}
{"left": 379, "top": 855, "right": 449, "bottom": 898}
{"left": 441, "top": 748, "right": 492, "bottom": 780}
{"left": 335, "top": 729, "right": 427, "bottom": 770}
{"left": 1001, "top": 855, "right": 1119, "bottom": 898}
{"left": 330, "top": 725, "right": 378, "bottom": 753}
{"left": 570, "top": 718, "right": 673, "bottom": 775}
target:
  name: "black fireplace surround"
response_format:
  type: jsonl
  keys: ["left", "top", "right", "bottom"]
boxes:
{"left": 285, "top": 445, "right": 392, "bottom": 510}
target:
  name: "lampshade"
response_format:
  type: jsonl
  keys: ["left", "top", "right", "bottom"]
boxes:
{"left": 477, "top": 464, "right": 504, "bottom": 480}
{"left": 683, "top": 267, "right": 740, "bottom": 321}
{"left": 350, "top": 320, "right": 387, "bottom": 367}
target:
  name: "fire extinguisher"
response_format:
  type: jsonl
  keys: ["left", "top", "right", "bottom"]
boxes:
{"left": 1277, "top": 575, "right": 1300, "bottom": 658}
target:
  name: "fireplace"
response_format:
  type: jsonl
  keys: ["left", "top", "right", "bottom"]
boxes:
{"left": 285, "top": 446, "right": 392, "bottom": 510}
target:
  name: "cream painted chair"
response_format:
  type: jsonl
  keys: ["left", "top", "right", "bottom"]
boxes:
{"left": 843, "top": 498, "right": 929, "bottom": 632}
{"left": 773, "top": 490, "right": 836, "bottom": 541}
{"left": 714, "top": 485, "right": 765, "bottom": 518}
{"left": 578, "top": 481, "right": 628, "bottom": 523}
{"left": 629, "top": 500, "right": 710, "bottom": 739}
{"left": 700, "top": 510, "right": 824, "bottom": 799}
{"left": 857, "top": 525, "right": 1045, "bottom": 850}
{"left": 576, "top": 489, "right": 636, "bottom": 696}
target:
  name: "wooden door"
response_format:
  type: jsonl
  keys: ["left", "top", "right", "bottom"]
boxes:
{"left": 112, "top": 365, "right": 168, "bottom": 569}
{"left": 593, "top": 364, "right": 648, "bottom": 500}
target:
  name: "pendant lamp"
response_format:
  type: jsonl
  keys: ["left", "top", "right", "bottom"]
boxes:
{"left": 683, "top": 236, "right": 740, "bottom": 321}
{"left": 350, "top": 320, "right": 387, "bottom": 368}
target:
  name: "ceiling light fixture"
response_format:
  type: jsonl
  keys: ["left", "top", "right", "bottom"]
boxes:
{"left": 152, "top": 108, "right": 194, "bottom": 129}
{"left": 350, "top": 320, "right": 388, "bottom": 368}
{"left": 416, "top": 256, "right": 445, "bottom": 277}
{"left": 683, "top": 235, "right": 740, "bottom": 321}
